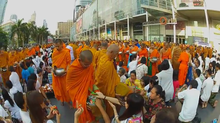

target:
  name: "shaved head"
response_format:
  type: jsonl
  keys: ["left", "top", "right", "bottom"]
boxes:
{"left": 79, "top": 50, "right": 93, "bottom": 62}
{"left": 101, "top": 42, "right": 108, "bottom": 48}
{"left": 107, "top": 44, "right": 119, "bottom": 53}
{"left": 79, "top": 50, "right": 93, "bottom": 68}
{"left": 107, "top": 44, "right": 119, "bottom": 60}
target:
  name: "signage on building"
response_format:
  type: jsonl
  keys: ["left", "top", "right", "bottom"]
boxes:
{"left": 143, "top": 17, "right": 177, "bottom": 26}
{"left": 165, "top": 21, "right": 185, "bottom": 30}
{"left": 76, "top": 16, "right": 83, "bottom": 34}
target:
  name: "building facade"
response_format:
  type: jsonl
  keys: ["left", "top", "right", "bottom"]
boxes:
{"left": 72, "top": 0, "right": 220, "bottom": 52}
{"left": 57, "top": 20, "right": 74, "bottom": 41}
{"left": 29, "top": 11, "right": 36, "bottom": 24}
{"left": 10, "top": 14, "right": 17, "bottom": 22}
{"left": 43, "top": 19, "right": 47, "bottom": 28}
{"left": 0, "top": 0, "right": 8, "bottom": 25}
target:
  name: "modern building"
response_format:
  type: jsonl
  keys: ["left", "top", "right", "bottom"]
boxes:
{"left": 43, "top": 19, "right": 47, "bottom": 28}
{"left": 56, "top": 20, "right": 74, "bottom": 41}
{"left": 73, "top": 0, "right": 220, "bottom": 52}
{"left": 0, "top": 0, "right": 8, "bottom": 25}
{"left": 29, "top": 11, "right": 36, "bottom": 24}
{"left": 73, "top": 0, "right": 93, "bottom": 22}
{"left": 10, "top": 14, "right": 17, "bottom": 22}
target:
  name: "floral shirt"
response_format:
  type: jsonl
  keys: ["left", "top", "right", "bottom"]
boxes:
{"left": 144, "top": 99, "right": 166, "bottom": 120}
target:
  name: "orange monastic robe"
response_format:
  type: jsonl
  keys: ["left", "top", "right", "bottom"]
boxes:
{"left": 70, "top": 44, "right": 78, "bottom": 59}
{"left": 66, "top": 59, "right": 95, "bottom": 123}
{"left": 118, "top": 45, "right": 124, "bottom": 62}
{"left": 0, "top": 51, "right": 10, "bottom": 85}
{"left": 171, "top": 46, "right": 181, "bottom": 70}
{"left": 90, "top": 48, "right": 97, "bottom": 66}
{"left": 81, "top": 45, "right": 90, "bottom": 52}
{"left": 8, "top": 53, "right": 18, "bottom": 67}
{"left": 52, "top": 48, "right": 71, "bottom": 102}
{"left": 35, "top": 46, "right": 40, "bottom": 52}
{"left": 95, "top": 54, "right": 120, "bottom": 117}
{"left": 178, "top": 51, "right": 189, "bottom": 86}
{"left": 161, "top": 48, "right": 171, "bottom": 61}
{"left": 208, "top": 48, "right": 212, "bottom": 58}
{"left": 28, "top": 48, "right": 35, "bottom": 56}
{"left": 139, "top": 48, "right": 148, "bottom": 58}
{"left": 94, "top": 49, "right": 107, "bottom": 69}
{"left": 130, "top": 46, "right": 139, "bottom": 53}
{"left": 149, "top": 49, "right": 160, "bottom": 77}
{"left": 124, "top": 46, "right": 130, "bottom": 65}
{"left": 76, "top": 46, "right": 83, "bottom": 59}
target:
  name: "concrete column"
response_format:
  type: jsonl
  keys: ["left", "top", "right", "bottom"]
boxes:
{"left": 127, "top": 15, "right": 130, "bottom": 40}
{"left": 130, "top": 24, "right": 134, "bottom": 39}
{"left": 204, "top": 1, "right": 210, "bottom": 43}
{"left": 105, "top": 23, "right": 107, "bottom": 39}
{"left": 114, "top": 21, "right": 116, "bottom": 40}
{"left": 146, "top": 11, "right": 149, "bottom": 41}
{"left": 172, "top": 4, "right": 176, "bottom": 43}
{"left": 98, "top": 24, "right": 100, "bottom": 40}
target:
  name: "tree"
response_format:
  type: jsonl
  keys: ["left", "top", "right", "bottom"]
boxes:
{"left": 0, "top": 28, "right": 8, "bottom": 50}
{"left": 11, "top": 19, "right": 26, "bottom": 47}
{"left": 37, "top": 26, "right": 49, "bottom": 44}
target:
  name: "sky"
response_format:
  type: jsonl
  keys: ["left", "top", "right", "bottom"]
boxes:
{"left": 4, "top": 0, "right": 75, "bottom": 34}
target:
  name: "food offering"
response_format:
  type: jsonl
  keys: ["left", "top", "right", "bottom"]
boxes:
{"left": 43, "top": 84, "right": 53, "bottom": 93}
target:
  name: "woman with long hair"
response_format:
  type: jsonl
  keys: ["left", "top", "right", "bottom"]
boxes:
{"left": 144, "top": 85, "right": 166, "bottom": 122}
{"left": 96, "top": 92, "right": 144, "bottom": 123}
{"left": 2, "top": 88, "right": 21, "bottom": 122}
{"left": 26, "top": 90, "right": 60, "bottom": 123}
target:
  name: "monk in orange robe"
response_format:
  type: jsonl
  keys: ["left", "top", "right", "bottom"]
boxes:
{"left": 208, "top": 47, "right": 213, "bottom": 58}
{"left": 0, "top": 48, "right": 10, "bottom": 86}
{"left": 95, "top": 44, "right": 120, "bottom": 117}
{"left": 52, "top": 39, "right": 71, "bottom": 105}
{"left": 138, "top": 43, "right": 148, "bottom": 58}
{"left": 130, "top": 41, "right": 139, "bottom": 53}
{"left": 94, "top": 42, "right": 108, "bottom": 69}
{"left": 90, "top": 44, "right": 98, "bottom": 66}
{"left": 171, "top": 44, "right": 182, "bottom": 70}
{"left": 123, "top": 42, "right": 130, "bottom": 66}
{"left": 66, "top": 50, "right": 95, "bottom": 123}
{"left": 81, "top": 41, "right": 90, "bottom": 52}
{"left": 28, "top": 47, "right": 36, "bottom": 56}
{"left": 76, "top": 45, "right": 83, "bottom": 59}
{"left": 160, "top": 42, "right": 171, "bottom": 62}
{"left": 148, "top": 43, "right": 160, "bottom": 77}
{"left": 70, "top": 42, "right": 78, "bottom": 59}
{"left": 118, "top": 42, "right": 124, "bottom": 63}
{"left": 178, "top": 48, "right": 190, "bottom": 86}
{"left": 8, "top": 50, "right": 18, "bottom": 67}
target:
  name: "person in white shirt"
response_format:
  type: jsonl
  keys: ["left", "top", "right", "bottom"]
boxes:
{"left": 66, "top": 43, "right": 75, "bottom": 63}
{"left": 36, "top": 68, "right": 43, "bottom": 91}
{"left": 128, "top": 54, "right": 139, "bottom": 76}
{"left": 210, "top": 55, "right": 216, "bottom": 63}
{"left": 194, "top": 58, "right": 205, "bottom": 82}
{"left": 201, "top": 69, "right": 214, "bottom": 108}
{"left": 156, "top": 59, "right": 174, "bottom": 102}
{"left": 208, "top": 63, "right": 220, "bottom": 107}
{"left": 118, "top": 68, "right": 126, "bottom": 83}
{"left": 6, "top": 80, "right": 18, "bottom": 100}
{"left": 2, "top": 88, "right": 22, "bottom": 122}
{"left": 194, "top": 69, "right": 202, "bottom": 91}
{"left": 205, "top": 56, "right": 210, "bottom": 70}
{"left": 9, "top": 66, "right": 23, "bottom": 93}
{"left": 177, "top": 80, "right": 200, "bottom": 122}
{"left": 14, "top": 92, "right": 31, "bottom": 123}
{"left": 136, "top": 57, "right": 148, "bottom": 80}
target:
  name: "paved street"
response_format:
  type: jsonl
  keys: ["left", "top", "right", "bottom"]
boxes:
{"left": 49, "top": 93, "right": 220, "bottom": 123}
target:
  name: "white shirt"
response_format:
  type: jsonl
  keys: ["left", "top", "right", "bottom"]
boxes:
{"left": 178, "top": 89, "right": 200, "bottom": 122}
{"left": 198, "top": 56, "right": 203, "bottom": 70}
{"left": 136, "top": 64, "right": 148, "bottom": 80}
{"left": 156, "top": 60, "right": 174, "bottom": 102}
{"left": 19, "top": 110, "right": 31, "bottom": 123}
{"left": 210, "top": 57, "right": 216, "bottom": 63}
{"left": 4, "top": 100, "right": 21, "bottom": 120}
{"left": 128, "top": 60, "right": 138, "bottom": 75}
{"left": 31, "top": 64, "right": 37, "bottom": 74}
{"left": 9, "top": 72, "right": 23, "bottom": 93}
{"left": 120, "top": 75, "right": 126, "bottom": 83}
{"left": 0, "top": 105, "right": 8, "bottom": 118}
{"left": 66, "top": 45, "right": 74, "bottom": 61}
{"left": 212, "top": 70, "right": 220, "bottom": 93}
{"left": 195, "top": 77, "right": 202, "bottom": 91}
{"left": 201, "top": 77, "right": 214, "bottom": 101}
{"left": 35, "top": 56, "right": 41, "bottom": 67}
{"left": 205, "top": 57, "right": 210, "bottom": 70}
{"left": 35, "top": 74, "right": 42, "bottom": 91}
{"left": 9, "top": 87, "right": 18, "bottom": 100}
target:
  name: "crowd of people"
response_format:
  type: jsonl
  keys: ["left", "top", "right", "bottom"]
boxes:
{"left": 0, "top": 39, "right": 219, "bottom": 123}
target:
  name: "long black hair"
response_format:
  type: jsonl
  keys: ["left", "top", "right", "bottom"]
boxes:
{"left": 119, "top": 93, "right": 144, "bottom": 121}
{"left": 2, "top": 88, "right": 14, "bottom": 107}
{"left": 153, "top": 85, "right": 166, "bottom": 101}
